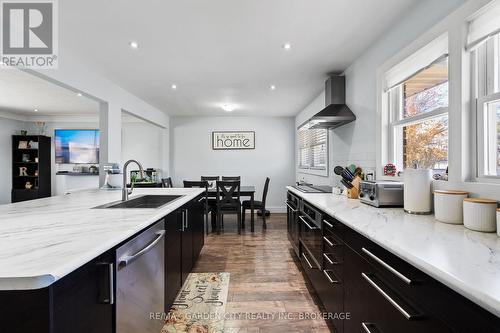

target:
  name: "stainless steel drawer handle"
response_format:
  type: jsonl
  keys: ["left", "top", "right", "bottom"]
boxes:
{"left": 299, "top": 216, "right": 317, "bottom": 230}
{"left": 97, "top": 262, "right": 114, "bottom": 305}
{"left": 302, "top": 253, "right": 315, "bottom": 269}
{"left": 108, "top": 263, "right": 114, "bottom": 305}
{"left": 323, "top": 269, "right": 339, "bottom": 284}
{"left": 323, "top": 253, "right": 339, "bottom": 265}
{"left": 286, "top": 201, "right": 298, "bottom": 212}
{"left": 362, "top": 247, "right": 413, "bottom": 285}
{"left": 119, "top": 230, "right": 165, "bottom": 267}
{"left": 323, "top": 219, "right": 333, "bottom": 228}
{"left": 323, "top": 236, "right": 339, "bottom": 247}
{"left": 362, "top": 322, "right": 382, "bottom": 333}
{"left": 361, "top": 273, "right": 419, "bottom": 320}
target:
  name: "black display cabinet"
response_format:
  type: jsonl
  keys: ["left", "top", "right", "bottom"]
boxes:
{"left": 11, "top": 135, "right": 51, "bottom": 203}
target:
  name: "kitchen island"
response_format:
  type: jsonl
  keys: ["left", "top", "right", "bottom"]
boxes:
{"left": 0, "top": 187, "right": 205, "bottom": 333}
{"left": 286, "top": 186, "right": 500, "bottom": 332}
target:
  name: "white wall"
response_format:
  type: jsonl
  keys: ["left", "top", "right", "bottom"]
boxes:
{"left": 295, "top": 0, "right": 467, "bottom": 187}
{"left": 0, "top": 116, "right": 26, "bottom": 204}
{"left": 121, "top": 120, "right": 165, "bottom": 181}
{"left": 170, "top": 116, "right": 295, "bottom": 212}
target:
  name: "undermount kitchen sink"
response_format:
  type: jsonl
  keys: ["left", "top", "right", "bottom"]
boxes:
{"left": 94, "top": 195, "right": 183, "bottom": 209}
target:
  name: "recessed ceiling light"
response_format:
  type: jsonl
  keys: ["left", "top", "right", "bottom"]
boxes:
{"left": 221, "top": 103, "right": 236, "bottom": 112}
{"left": 34, "top": 109, "right": 38, "bottom": 112}
{"left": 129, "top": 41, "right": 139, "bottom": 49}
{"left": 171, "top": 84, "right": 177, "bottom": 90}
{"left": 282, "top": 43, "right": 292, "bottom": 50}
{"left": 77, "top": 93, "right": 82, "bottom": 97}
{"left": 270, "top": 85, "right": 276, "bottom": 90}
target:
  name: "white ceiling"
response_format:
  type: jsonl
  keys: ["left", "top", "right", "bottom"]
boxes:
{"left": 0, "top": 69, "right": 99, "bottom": 116}
{"left": 59, "top": 0, "right": 418, "bottom": 117}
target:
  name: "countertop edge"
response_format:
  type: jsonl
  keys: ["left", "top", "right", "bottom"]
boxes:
{"left": 286, "top": 186, "right": 500, "bottom": 318}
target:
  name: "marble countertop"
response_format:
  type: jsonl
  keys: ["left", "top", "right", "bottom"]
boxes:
{"left": 0, "top": 187, "right": 204, "bottom": 290}
{"left": 287, "top": 186, "right": 500, "bottom": 318}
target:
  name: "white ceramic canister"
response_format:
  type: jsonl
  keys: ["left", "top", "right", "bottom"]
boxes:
{"left": 434, "top": 190, "right": 468, "bottom": 224}
{"left": 463, "top": 198, "right": 497, "bottom": 232}
{"left": 404, "top": 168, "right": 433, "bottom": 214}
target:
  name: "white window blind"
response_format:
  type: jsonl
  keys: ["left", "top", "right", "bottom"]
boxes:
{"left": 467, "top": 0, "right": 500, "bottom": 50}
{"left": 298, "top": 125, "right": 327, "bottom": 170}
{"left": 384, "top": 33, "right": 448, "bottom": 91}
{"left": 298, "top": 127, "right": 311, "bottom": 168}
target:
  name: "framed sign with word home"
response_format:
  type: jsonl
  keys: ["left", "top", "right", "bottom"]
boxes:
{"left": 212, "top": 131, "right": 255, "bottom": 150}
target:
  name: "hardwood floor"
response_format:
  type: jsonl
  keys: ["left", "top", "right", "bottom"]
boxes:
{"left": 192, "top": 213, "right": 331, "bottom": 333}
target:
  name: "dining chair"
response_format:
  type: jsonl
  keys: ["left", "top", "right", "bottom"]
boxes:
{"left": 220, "top": 177, "right": 241, "bottom": 227}
{"left": 242, "top": 177, "right": 270, "bottom": 229}
{"left": 221, "top": 176, "right": 241, "bottom": 181}
{"left": 183, "top": 180, "right": 213, "bottom": 234}
{"left": 161, "top": 177, "right": 173, "bottom": 188}
{"left": 216, "top": 180, "right": 241, "bottom": 234}
{"left": 201, "top": 176, "right": 219, "bottom": 223}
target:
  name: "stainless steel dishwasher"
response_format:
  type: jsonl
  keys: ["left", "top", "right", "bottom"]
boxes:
{"left": 116, "top": 220, "right": 165, "bottom": 333}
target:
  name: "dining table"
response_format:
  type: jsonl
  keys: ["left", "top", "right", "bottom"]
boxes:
{"left": 206, "top": 186, "right": 256, "bottom": 232}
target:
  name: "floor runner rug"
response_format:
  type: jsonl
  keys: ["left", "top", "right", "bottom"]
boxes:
{"left": 161, "top": 272, "right": 230, "bottom": 333}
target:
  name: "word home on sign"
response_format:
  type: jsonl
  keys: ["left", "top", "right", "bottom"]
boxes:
{"left": 212, "top": 131, "right": 255, "bottom": 150}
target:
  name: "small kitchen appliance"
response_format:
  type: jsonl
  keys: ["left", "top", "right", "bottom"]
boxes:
{"left": 359, "top": 180, "right": 404, "bottom": 207}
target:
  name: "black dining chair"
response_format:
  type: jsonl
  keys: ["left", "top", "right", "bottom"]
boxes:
{"left": 220, "top": 177, "right": 241, "bottom": 227}
{"left": 161, "top": 177, "right": 173, "bottom": 188}
{"left": 221, "top": 176, "right": 241, "bottom": 181}
{"left": 216, "top": 180, "right": 241, "bottom": 234}
{"left": 201, "top": 176, "right": 219, "bottom": 226}
{"left": 183, "top": 180, "right": 213, "bottom": 235}
{"left": 242, "top": 177, "right": 270, "bottom": 229}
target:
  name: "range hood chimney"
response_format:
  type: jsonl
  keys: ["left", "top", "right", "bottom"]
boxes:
{"left": 307, "top": 76, "right": 356, "bottom": 129}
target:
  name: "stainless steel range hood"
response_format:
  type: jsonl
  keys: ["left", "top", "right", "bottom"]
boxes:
{"left": 306, "top": 76, "right": 356, "bottom": 129}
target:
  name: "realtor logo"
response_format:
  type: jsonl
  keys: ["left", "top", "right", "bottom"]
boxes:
{"left": 1, "top": 0, "right": 58, "bottom": 68}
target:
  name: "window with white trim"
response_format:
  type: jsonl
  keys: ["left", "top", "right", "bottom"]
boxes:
{"left": 468, "top": 0, "right": 500, "bottom": 178}
{"left": 298, "top": 124, "right": 327, "bottom": 171}
{"left": 384, "top": 35, "right": 449, "bottom": 171}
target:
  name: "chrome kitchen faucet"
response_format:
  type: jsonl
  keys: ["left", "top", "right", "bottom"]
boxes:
{"left": 122, "top": 159, "right": 145, "bottom": 201}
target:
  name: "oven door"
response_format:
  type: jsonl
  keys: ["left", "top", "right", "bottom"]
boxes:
{"left": 299, "top": 203, "right": 322, "bottom": 268}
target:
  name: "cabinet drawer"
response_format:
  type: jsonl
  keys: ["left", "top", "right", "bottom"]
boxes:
{"left": 344, "top": 225, "right": 424, "bottom": 292}
{"left": 344, "top": 246, "right": 450, "bottom": 333}
{"left": 322, "top": 217, "right": 345, "bottom": 241}
{"left": 344, "top": 222, "right": 500, "bottom": 332}
{"left": 317, "top": 268, "right": 344, "bottom": 333}
{"left": 323, "top": 230, "right": 343, "bottom": 255}
{"left": 323, "top": 252, "right": 342, "bottom": 278}
{"left": 287, "top": 191, "right": 301, "bottom": 208}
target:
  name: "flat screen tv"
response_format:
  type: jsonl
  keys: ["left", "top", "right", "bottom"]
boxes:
{"left": 55, "top": 129, "right": 100, "bottom": 164}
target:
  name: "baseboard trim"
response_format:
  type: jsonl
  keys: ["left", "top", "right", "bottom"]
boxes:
{"left": 267, "top": 206, "right": 286, "bottom": 214}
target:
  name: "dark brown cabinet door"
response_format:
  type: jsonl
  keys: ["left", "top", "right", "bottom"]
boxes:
{"left": 165, "top": 210, "right": 182, "bottom": 309}
{"left": 52, "top": 252, "right": 114, "bottom": 333}
{"left": 191, "top": 198, "right": 205, "bottom": 262}
{"left": 181, "top": 208, "right": 193, "bottom": 285}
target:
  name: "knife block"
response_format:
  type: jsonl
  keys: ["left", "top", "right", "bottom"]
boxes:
{"left": 346, "top": 176, "right": 361, "bottom": 199}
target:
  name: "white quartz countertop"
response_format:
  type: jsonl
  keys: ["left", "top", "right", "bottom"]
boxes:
{"left": 286, "top": 186, "right": 500, "bottom": 318}
{"left": 0, "top": 187, "right": 204, "bottom": 290}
